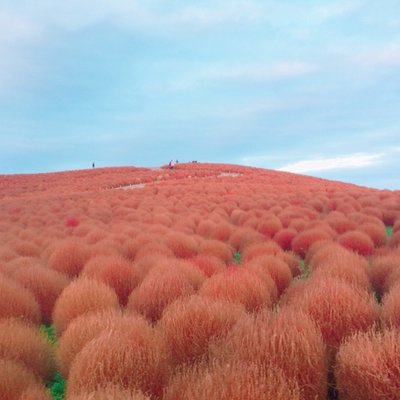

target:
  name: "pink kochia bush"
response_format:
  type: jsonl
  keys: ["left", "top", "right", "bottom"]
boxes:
{"left": 291, "top": 228, "right": 332, "bottom": 258}
{"left": 335, "top": 329, "right": 400, "bottom": 400}
{"left": 52, "top": 278, "right": 120, "bottom": 335}
{"left": 210, "top": 308, "right": 328, "bottom": 400}
{"left": 67, "top": 385, "right": 151, "bottom": 400}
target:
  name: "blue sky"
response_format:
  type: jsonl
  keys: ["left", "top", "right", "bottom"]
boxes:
{"left": 0, "top": 1, "right": 399, "bottom": 189}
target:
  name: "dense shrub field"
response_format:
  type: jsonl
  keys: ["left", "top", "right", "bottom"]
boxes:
{"left": 0, "top": 162, "right": 400, "bottom": 399}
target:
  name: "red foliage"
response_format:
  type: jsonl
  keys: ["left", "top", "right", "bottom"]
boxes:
{"left": 210, "top": 221, "right": 233, "bottom": 241}
{"left": 164, "top": 231, "right": 199, "bottom": 258}
{"left": 359, "top": 222, "right": 386, "bottom": 247}
{"left": 199, "top": 268, "right": 275, "bottom": 312}
{"left": 246, "top": 255, "right": 293, "bottom": 296}
{"left": 158, "top": 296, "right": 244, "bottom": 366}
{"left": 381, "top": 283, "right": 400, "bottom": 329}
{"left": 66, "top": 217, "right": 80, "bottom": 227}
{"left": 11, "top": 265, "right": 69, "bottom": 324}
{"left": 0, "top": 359, "right": 49, "bottom": 400}
{"left": 241, "top": 241, "right": 283, "bottom": 263}
{"left": 58, "top": 309, "right": 152, "bottom": 377}
{"left": 67, "top": 328, "right": 168, "bottom": 399}
{"left": 81, "top": 255, "right": 139, "bottom": 306}
{"left": 52, "top": 278, "right": 120, "bottom": 335}
{"left": 164, "top": 361, "right": 301, "bottom": 400}
{"left": 127, "top": 268, "right": 195, "bottom": 322}
{"left": 335, "top": 329, "right": 400, "bottom": 400}
{"left": 189, "top": 255, "right": 226, "bottom": 277}
{"left": 228, "top": 227, "right": 263, "bottom": 253}
{"left": 67, "top": 386, "right": 151, "bottom": 400}
{"left": 47, "top": 238, "right": 90, "bottom": 277}
{"left": 197, "top": 239, "right": 233, "bottom": 263}
{"left": 256, "top": 215, "right": 283, "bottom": 237}
{"left": 389, "top": 230, "right": 400, "bottom": 248}
{"left": 210, "top": 308, "right": 328, "bottom": 400}
{"left": 0, "top": 274, "right": 41, "bottom": 324}
{"left": 0, "top": 319, "right": 55, "bottom": 380}
{"left": 273, "top": 228, "right": 297, "bottom": 251}
{"left": 283, "top": 278, "right": 378, "bottom": 349}
{"left": 291, "top": 228, "right": 333, "bottom": 258}
{"left": 369, "top": 252, "right": 400, "bottom": 294}
{"left": 338, "top": 230, "right": 375, "bottom": 256}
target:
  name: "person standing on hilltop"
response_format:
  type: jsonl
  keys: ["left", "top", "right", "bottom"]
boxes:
{"left": 168, "top": 160, "right": 175, "bottom": 170}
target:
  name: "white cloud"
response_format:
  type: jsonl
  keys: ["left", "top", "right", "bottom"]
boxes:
{"left": 276, "top": 153, "right": 385, "bottom": 174}
{"left": 170, "top": 62, "right": 318, "bottom": 90}
{"left": 314, "top": 1, "right": 364, "bottom": 21}
{"left": 354, "top": 43, "right": 400, "bottom": 68}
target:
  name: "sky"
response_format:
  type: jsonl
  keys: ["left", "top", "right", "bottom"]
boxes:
{"left": 0, "top": 0, "right": 399, "bottom": 189}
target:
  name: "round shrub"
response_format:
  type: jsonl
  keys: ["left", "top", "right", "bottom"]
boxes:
{"left": 52, "top": 278, "right": 120, "bottom": 335}
{"left": 47, "top": 239, "right": 90, "bottom": 277}
{"left": 338, "top": 230, "right": 375, "bottom": 256}
{"left": 164, "top": 231, "right": 198, "bottom": 258}
{"left": 57, "top": 309, "right": 151, "bottom": 377}
{"left": 199, "top": 268, "right": 274, "bottom": 312}
{"left": 246, "top": 255, "right": 293, "bottom": 296}
{"left": 81, "top": 255, "right": 139, "bottom": 306}
{"left": 211, "top": 308, "right": 328, "bottom": 400}
{"left": 291, "top": 228, "right": 332, "bottom": 258}
{"left": 189, "top": 255, "right": 226, "bottom": 277}
{"left": 0, "top": 274, "right": 41, "bottom": 324}
{"left": 127, "top": 269, "right": 195, "bottom": 322}
{"left": 158, "top": 296, "right": 244, "bottom": 366}
{"left": 0, "top": 359, "right": 48, "bottom": 400}
{"left": 164, "top": 361, "right": 300, "bottom": 400}
{"left": 381, "top": 283, "right": 400, "bottom": 329}
{"left": 283, "top": 278, "right": 378, "bottom": 350}
{"left": 67, "top": 386, "right": 151, "bottom": 400}
{"left": 67, "top": 329, "right": 168, "bottom": 399}
{"left": 273, "top": 228, "right": 297, "bottom": 251}
{"left": 12, "top": 265, "right": 70, "bottom": 324}
{"left": 335, "top": 329, "right": 400, "bottom": 400}
{"left": 0, "top": 319, "right": 55, "bottom": 380}
{"left": 197, "top": 240, "right": 233, "bottom": 263}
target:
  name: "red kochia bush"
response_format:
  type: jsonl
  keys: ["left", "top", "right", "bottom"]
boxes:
{"left": 211, "top": 308, "right": 327, "bottom": 400}
{"left": 0, "top": 359, "right": 49, "bottom": 400}
{"left": 164, "top": 361, "right": 300, "bottom": 400}
{"left": 338, "top": 230, "right": 375, "bottom": 256}
{"left": 189, "top": 255, "right": 226, "bottom": 277}
{"left": 273, "top": 228, "right": 297, "bottom": 251}
{"left": 57, "top": 309, "right": 152, "bottom": 377}
{"left": 284, "top": 278, "right": 378, "bottom": 349}
{"left": 257, "top": 215, "right": 283, "bottom": 237}
{"left": 67, "top": 386, "right": 151, "bottom": 400}
{"left": 12, "top": 265, "right": 70, "bottom": 324}
{"left": 0, "top": 274, "right": 41, "bottom": 324}
{"left": 197, "top": 239, "right": 233, "bottom": 263}
{"left": 291, "top": 228, "right": 332, "bottom": 258}
{"left": 19, "top": 386, "right": 53, "bottom": 400}
{"left": 47, "top": 238, "right": 90, "bottom": 277}
{"left": 389, "top": 230, "right": 400, "bottom": 248}
{"left": 229, "top": 228, "right": 263, "bottom": 253}
{"left": 127, "top": 269, "right": 195, "bottom": 322}
{"left": 369, "top": 251, "right": 400, "bottom": 294}
{"left": 52, "top": 278, "right": 120, "bottom": 335}
{"left": 81, "top": 256, "right": 139, "bottom": 306}
{"left": 359, "top": 222, "right": 387, "bottom": 247}
{"left": 199, "top": 268, "right": 274, "bottom": 312}
{"left": 241, "top": 241, "right": 283, "bottom": 263}
{"left": 164, "top": 231, "right": 198, "bottom": 258}
{"left": 246, "top": 255, "right": 293, "bottom": 296}
{"left": 335, "top": 329, "right": 400, "bottom": 400}
{"left": 0, "top": 319, "right": 55, "bottom": 380}
{"left": 158, "top": 296, "right": 244, "bottom": 366}
{"left": 67, "top": 329, "right": 168, "bottom": 399}
{"left": 381, "top": 283, "right": 400, "bottom": 329}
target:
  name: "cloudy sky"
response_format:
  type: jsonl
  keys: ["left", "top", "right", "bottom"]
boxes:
{"left": 1, "top": 1, "right": 399, "bottom": 189}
